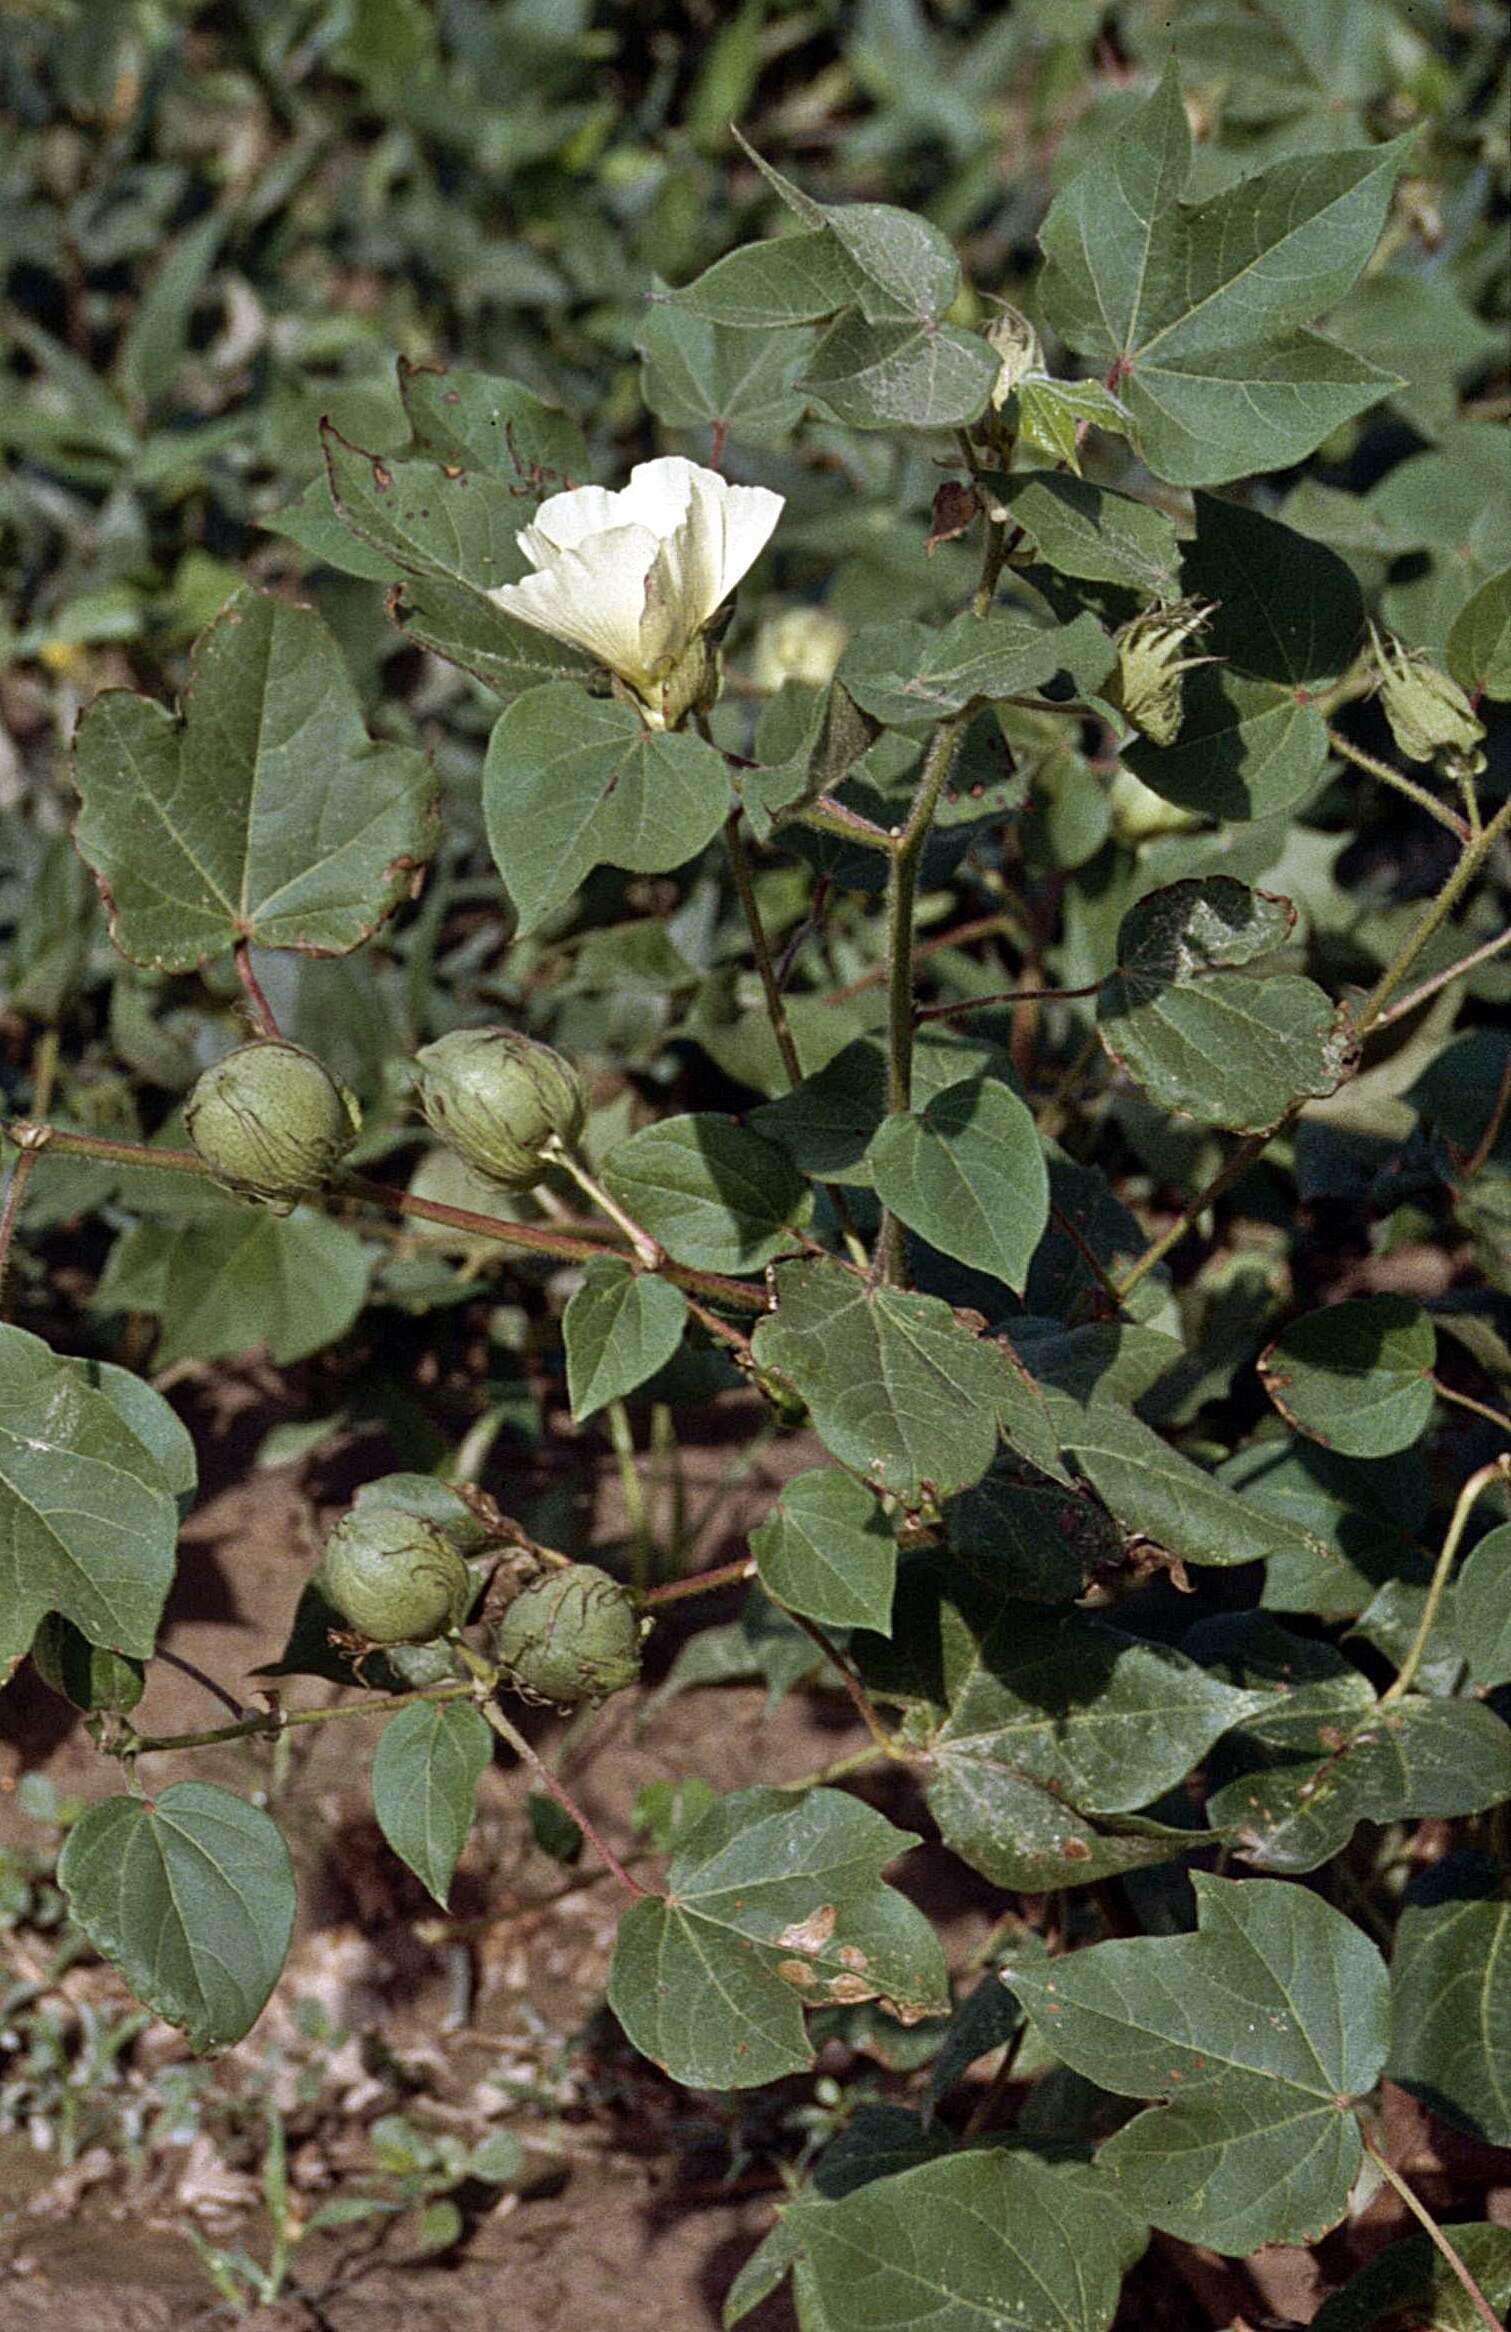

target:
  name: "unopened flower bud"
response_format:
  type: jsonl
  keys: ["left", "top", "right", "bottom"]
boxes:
{"left": 185, "top": 1040, "right": 359, "bottom": 1212}
{"left": 1368, "top": 623, "right": 1486, "bottom": 778}
{"left": 317, "top": 1506, "right": 472, "bottom": 1645}
{"left": 751, "top": 606, "right": 850, "bottom": 692}
{"left": 493, "top": 1564, "right": 644, "bottom": 1707}
{"left": 987, "top": 304, "right": 1044, "bottom": 406}
{"left": 412, "top": 1027, "right": 588, "bottom": 1192}
{"left": 1108, "top": 598, "right": 1217, "bottom": 748}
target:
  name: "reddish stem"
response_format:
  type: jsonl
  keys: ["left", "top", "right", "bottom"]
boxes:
{"left": 234, "top": 942, "right": 282, "bottom": 1038}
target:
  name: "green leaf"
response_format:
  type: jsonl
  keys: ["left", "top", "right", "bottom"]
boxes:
{"left": 638, "top": 308, "right": 811, "bottom": 445}
{"left": 1197, "top": 1615, "right": 1511, "bottom": 1873}
{"left": 397, "top": 362, "right": 588, "bottom": 485}
{"left": 563, "top": 1259, "right": 689, "bottom": 1421}
{"left": 1446, "top": 566, "right": 1511, "bottom": 700}
{"left": 1011, "top": 1872, "right": 1390, "bottom": 2250}
{"left": 1045, "top": 1395, "right": 1331, "bottom": 1570}
{"left": 1311, "top": 2226, "right": 1511, "bottom": 2332}
{"left": 787, "top": 2149, "right": 1135, "bottom": 2332}
{"left": 0, "top": 1324, "right": 179, "bottom": 1670}
{"left": 371, "top": 1700, "right": 492, "bottom": 1908}
{"left": 869, "top": 1076, "right": 1048, "bottom": 1293}
{"left": 1259, "top": 1296, "right": 1436, "bottom": 1458}
{"left": 1124, "top": 666, "right": 1330, "bottom": 821}
{"left": 116, "top": 215, "right": 223, "bottom": 410}
{"left": 58, "top": 1782, "right": 295, "bottom": 2051}
{"left": 673, "top": 148, "right": 960, "bottom": 331}
{"left": 1389, "top": 1863, "right": 1511, "bottom": 2146}
{"left": 391, "top": 574, "right": 594, "bottom": 700}
{"left": 94, "top": 1204, "right": 372, "bottom": 1368}
{"left": 1181, "top": 492, "right": 1364, "bottom": 684}
{"left": 947, "top": 1465, "right": 1124, "bottom": 1604}
{"left": 1098, "top": 878, "right": 1352, "bottom": 1133}
{"left": 607, "top": 1786, "right": 948, "bottom": 2089}
{"left": 263, "top": 477, "right": 407, "bottom": 582}
{"left": 1454, "top": 1523, "right": 1511, "bottom": 1688}
{"left": 1039, "top": 65, "right": 1409, "bottom": 484}
{"left": 801, "top": 313, "right": 999, "bottom": 432}
{"left": 751, "top": 1032, "right": 1012, "bottom": 1188}
{"left": 483, "top": 686, "right": 733, "bottom": 933}
{"left": 601, "top": 1115, "right": 810, "bottom": 1274}
{"left": 1010, "top": 375, "right": 1134, "bottom": 473}
{"left": 751, "top": 1258, "right": 1006, "bottom": 1502}
{"left": 73, "top": 588, "right": 437, "bottom": 971}
{"left": 320, "top": 425, "right": 537, "bottom": 594}
{"left": 838, "top": 611, "right": 1111, "bottom": 730}
{"left": 996, "top": 475, "right": 1182, "bottom": 600}
{"left": 751, "top": 1468, "right": 897, "bottom": 1634}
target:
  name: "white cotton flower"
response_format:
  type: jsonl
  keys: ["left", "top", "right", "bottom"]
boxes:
{"left": 488, "top": 456, "right": 784, "bottom": 726}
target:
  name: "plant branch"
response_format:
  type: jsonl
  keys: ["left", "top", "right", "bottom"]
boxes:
{"left": 1359, "top": 2127, "right": 1503, "bottom": 2332}
{"left": 1355, "top": 793, "right": 1511, "bottom": 1039}
{"left": 878, "top": 711, "right": 967, "bottom": 1282}
{"left": 1371, "top": 924, "right": 1511, "bottom": 1030}
{"left": 725, "top": 807, "right": 804, "bottom": 1090}
{"left": 1433, "top": 1381, "right": 1511, "bottom": 1439}
{"left": 475, "top": 1692, "right": 646, "bottom": 1898}
{"left": 122, "top": 1678, "right": 475, "bottom": 1756}
{"left": 1381, "top": 1455, "right": 1510, "bottom": 1706}
{"left": 1326, "top": 727, "right": 1470, "bottom": 840}
{"left": 233, "top": 942, "right": 282, "bottom": 1038}
{"left": 0, "top": 1139, "right": 42, "bottom": 1316}
{"left": 916, "top": 977, "right": 1103, "bottom": 1026}
{"left": 546, "top": 1141, "right": 663, "bottom": 1269}
{"left": 780, "top": 1607, "right": 906, "bottom": 1759}
{"left": 642, "top": 1556, "right": 756, "bottom": 1607}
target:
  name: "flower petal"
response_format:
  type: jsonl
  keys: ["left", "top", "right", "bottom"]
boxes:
{"left": 490, "top": 523, "right": 662, "bottom": 680}
{"left": 520, "top": 482, "right": 628, "bottom": 562}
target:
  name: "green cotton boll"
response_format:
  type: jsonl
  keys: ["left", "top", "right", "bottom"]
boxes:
{"left": 412, "top": 1027, "right": 588, "bottom": 1192}
{"left": 316, "top": 1506, "right": 473, "bottom": 1646}
{"left": 493, "top": 1564, "right": 644, "bottom": 1707}
{"left": 31, "top": 1614, "right": 145, "bottom": 1714}
{"left": 1369, "top": 623, "right": 1487, "bottom": 778}
{"left": 185, "top": 1040, "right": 360, "bottom": 1212}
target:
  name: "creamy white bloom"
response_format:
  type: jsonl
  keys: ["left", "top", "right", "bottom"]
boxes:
{"left": 488, "top": 457, "right": 784, "bottom": 723}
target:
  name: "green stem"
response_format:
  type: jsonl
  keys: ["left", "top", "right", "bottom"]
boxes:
{"left": 725, "top": 808, "right": 804, "bottom": 1090}
{"left": 1359, "top": 2128, "right": 1503, "bottom": 2332}
{"left": 606, "top": 1397, "right": 654, "bottom": 1593}
{"left": 776, "top": 1744, "right": 891, "bottom": 1794}
{"left": 1381, "top": 1457, "right": 1510, "bottom": 1706}
{"left": 916, "top": 977, "right": 1102, "bottom": 1026}
{"left": 784, "top": 797, "right": 896, "bottom": 852}
{"left": 1355, "top": 792, "right": 1511, "bottom": 1039}
{"left": 547, "top": 1141, "right": 663, "bottom": 1268}
{"left": 878, "top": 712, "right": 967, "bottom": 1282}
{"left": 1326, "top": 726, "right": 1470, "bottom": 840}
{"left": 1371, "top": 924, "right": 1511, "bottom": 1030}
{"left": 233, "top": 941, "right": 282, "bottom": 1038}
{"left": 780, "top": 1606, "right": 907, "bottom": 1760}
{"left": 122, "top": 1678, "right": 475, "bottom": 1757}
{"left": 0, "top": 1141, "right": 41, "bottom": 1317}
{"left": 475, "top": 1693, "right": 646, "bottom": 1898}
{"left": 1433, "top": 1381, "right": 1511, "bottom": 1439}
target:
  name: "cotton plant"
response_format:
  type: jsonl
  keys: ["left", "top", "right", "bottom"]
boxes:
{"left": 11, "top": 55, "right": 1511, "bottom": 2332}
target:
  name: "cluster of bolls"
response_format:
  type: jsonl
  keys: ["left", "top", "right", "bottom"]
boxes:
{"left": 182, "top": 1023, "right": 643, "bottom": 1706}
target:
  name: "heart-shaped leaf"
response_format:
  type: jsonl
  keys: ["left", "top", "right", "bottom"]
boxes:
{"left": 59, "top": 1783, "right": 295, "bottom": 2051}
{"left": 73, "top": 589, "right": 437, "bottom": 970}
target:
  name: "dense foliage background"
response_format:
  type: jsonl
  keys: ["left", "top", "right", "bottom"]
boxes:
{"left": 2, "top": 4, "right": 1509, "bottom": 2329}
